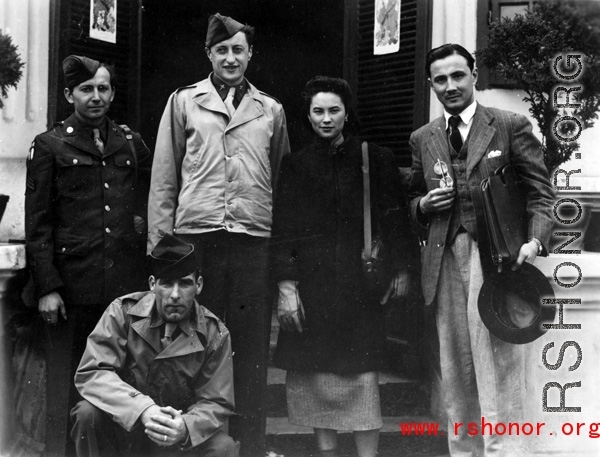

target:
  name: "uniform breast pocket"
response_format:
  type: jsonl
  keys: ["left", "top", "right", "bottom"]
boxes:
{"left": 56, "top": 155, "right": 97, "bottom": 198}
{"left": 113, "top": 153, "right": 136, "bottom": 194}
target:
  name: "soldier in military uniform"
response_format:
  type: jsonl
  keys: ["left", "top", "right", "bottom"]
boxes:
{"left": 148, "top": 13, "right": 290, "bottom": 457}
{"left": 25, "top": 55, "right": 152, "bottom": 456}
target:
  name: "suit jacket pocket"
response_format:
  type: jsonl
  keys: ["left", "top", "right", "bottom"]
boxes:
{"left": 480, "top": 155, "right": 509, "bottom": 176}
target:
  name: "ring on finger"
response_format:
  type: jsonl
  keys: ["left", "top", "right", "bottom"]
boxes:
{"left": 163, "top": 435, "right": 166, "bottom": 442}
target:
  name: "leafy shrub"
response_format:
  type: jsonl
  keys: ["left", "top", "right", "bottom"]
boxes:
{"left": 0, "top": 29, "right": 25, "bottom": 109}
{"left": 477, "top": 0, "right": 600, "bottom": 170}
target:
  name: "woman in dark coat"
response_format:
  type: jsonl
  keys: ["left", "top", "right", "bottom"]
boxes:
{"left": 272, "top": 76, "right": 417, "bottom": 457}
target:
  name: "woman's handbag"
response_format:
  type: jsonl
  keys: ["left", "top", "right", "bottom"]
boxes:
{"left": 361, "top": 142, "right": 391, "bottom": 291}
{"left": 480, "top": 164, "right": 527, "bottom": 267}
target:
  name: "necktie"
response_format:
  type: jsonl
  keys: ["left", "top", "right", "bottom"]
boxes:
{"left": 92, "top": 128, "right": 105, "bottom": 154}
{"left": 224, "top": 87, "right": 236, "bottom": 118}
{"left": 448, "top": 116, "right": 463, "bottom": 154}
{"left": 161, "top": 323, "right": 177, "bottom": 349}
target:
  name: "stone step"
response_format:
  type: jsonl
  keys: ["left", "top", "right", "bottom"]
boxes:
{"left": 264, "top": 315, "right": 446, "bottom": 456}
{"left": 267, "top": 415, "right": 441, "bottom": 435}
{"left": 266, "top": 429, "right": 449, "bottom": 457}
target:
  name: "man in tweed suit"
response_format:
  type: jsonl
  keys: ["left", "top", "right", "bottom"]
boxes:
{"left": 408, "top": 44, "right": 554, "bottom": 456}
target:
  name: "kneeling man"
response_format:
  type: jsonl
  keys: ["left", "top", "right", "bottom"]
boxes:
{"left": 71, "top": 232, "right": 239, "bottom": 457}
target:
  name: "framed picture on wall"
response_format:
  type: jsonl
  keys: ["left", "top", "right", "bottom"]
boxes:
{"left": 90, "top": 0, "right": 117, "bottom": 43}
{"left": 373, "top": 0, "right": 400, "bottom": 55}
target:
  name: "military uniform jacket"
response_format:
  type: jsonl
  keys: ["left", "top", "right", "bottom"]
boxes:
{"left": 75, "top": 292, "right": 235, "bottom": 448}
{"left": 147, "top": 76, "right": 290, "bottom": 251}
{"left": 25, "top": 114, "right": 152, "bottom": 305}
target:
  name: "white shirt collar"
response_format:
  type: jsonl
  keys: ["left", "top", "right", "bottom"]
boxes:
{"left": 444, "top": 100, "right": 477, "bottom": 129}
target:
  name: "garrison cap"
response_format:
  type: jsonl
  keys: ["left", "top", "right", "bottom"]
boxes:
{"left": 150, "top": 231, "right": 198, "bottom": 280}
{"left": 63, "top": 55, "right": 101, "bottom": 90}
{"left": 205, "top": 13, "right": 254, "bottom": 48}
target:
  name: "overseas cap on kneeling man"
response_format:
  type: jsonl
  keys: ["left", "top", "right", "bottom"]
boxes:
{"left": 205, "top": 13, "right": 255, "bottom": 48}
{"left": 63, "top": 55, "right": 100, "bottom": 90}
{"left": 150, "top": 231, "right": 197, "bottom": 280}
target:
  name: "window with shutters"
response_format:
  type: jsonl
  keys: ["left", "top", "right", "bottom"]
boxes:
{"left": 345, "top": 0, "right": 432, "bottom": 166}
{"left": 48, "top": 0, "right": 142, "bottom": 128}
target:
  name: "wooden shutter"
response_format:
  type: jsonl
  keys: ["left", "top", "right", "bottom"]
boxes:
{"left": 348, "top": 0, "right": 431, "bottom": 166}
{"left": 50, "top": 0, "right": 141, "bottom": 128}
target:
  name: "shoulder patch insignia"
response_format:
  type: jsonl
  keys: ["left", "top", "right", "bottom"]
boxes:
{"left": 26, "top": 175, "right": 35, "bottom": 191}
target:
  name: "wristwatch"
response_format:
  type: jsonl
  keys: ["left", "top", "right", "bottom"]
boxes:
{"left": 529, "top": 237, "right": 543, "bottom": 255}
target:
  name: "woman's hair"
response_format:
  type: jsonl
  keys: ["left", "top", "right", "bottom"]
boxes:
{"left": 302, "top": 75, "right": 361, "bottom": 135}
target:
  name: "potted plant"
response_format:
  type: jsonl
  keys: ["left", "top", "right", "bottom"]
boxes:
{"left": 477, "top": 0, "right": 600, "bottom": 171}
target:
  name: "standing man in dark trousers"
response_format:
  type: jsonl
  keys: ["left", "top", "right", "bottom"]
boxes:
{"left": 408, "top": 43, "right": 554, "bottom": 456}
{"left": 148, "top": 13, "right": 290, "bottom": 457}
{"left": 25, "top": 55, "right": 152, "bottom": 456}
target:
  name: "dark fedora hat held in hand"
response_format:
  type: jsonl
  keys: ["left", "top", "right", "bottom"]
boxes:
{"left": 478, "top": 262, "right": 556, "bottom": 344}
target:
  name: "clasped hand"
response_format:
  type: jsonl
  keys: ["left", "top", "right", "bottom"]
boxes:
{"left": 141, "top": 405, "right": 188, "bottom": 447}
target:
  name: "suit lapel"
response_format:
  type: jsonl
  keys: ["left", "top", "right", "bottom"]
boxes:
{"left": 426, "top": 117, "right": 451, "bottom": 165}
{"left": 466, "top": 105, "right": 496, "bottom": 178}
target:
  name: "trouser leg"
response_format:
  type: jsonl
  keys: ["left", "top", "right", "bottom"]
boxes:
{"left": 192, "top": 430, "right": 240, "bottom": 457}
{"left": 183, "top": 232, "right": 271, "bottom": 457}
{"left": 227, "top": 235, "right": 271, "bottom": 457}
{"left": 70, "top": 400, "right": 119, "bottom": 457}
{"left": 436, "top": 233, "right": 526, "bottom": 456}
{"left": 45, "top": 305, "right": 106, "bottom": 456}
{"left": 45, "top": 314, "right": 76, "bottom": 457}
{"left": 436, "top": 234, "right": 484, "bottom": 457}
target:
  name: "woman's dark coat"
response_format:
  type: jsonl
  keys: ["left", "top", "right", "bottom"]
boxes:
{"left": 272, "top": 135, "right": 418, "bottom": 373}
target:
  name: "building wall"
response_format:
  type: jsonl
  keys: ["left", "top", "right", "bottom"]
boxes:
{"left": 430, "top": 1, "right": 600, "bottom": 454}
{"left": 0, "top": 0, "right": 50, "bottom": 241}
{"left": 429, "top": 0, "right": 599, "bottom": 189}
